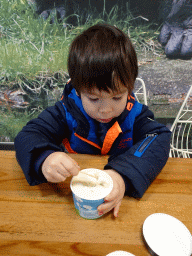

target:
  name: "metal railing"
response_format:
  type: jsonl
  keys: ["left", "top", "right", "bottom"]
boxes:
{"left": 0, "top": 142, "right": 15, "bottom": 151}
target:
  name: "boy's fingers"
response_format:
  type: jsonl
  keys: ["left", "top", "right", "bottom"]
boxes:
{"left": 57, "top": 165, "right": 71, "bottom": 178}
{"left": 46, "top": 167, "right": 67, "bottom": 182}
{"left": 50, "top": 173, "right": 66, "bottom": 183}
{"left": 98, "top": 202, "right": 114, "bottom": 215}
{"left": 97, "top": 197, "right": 119, "bottom": 213}
{"left": 61, "top": 155, "right": 80, "bottom": 176}
{"left": 42, "top": 152, "right": 80, "bottom": 182}
{"left": 113, "top": 201, "right": 121, "bottom": 217}
{"left": 97, "top": 185, "right": 120, "bottom": 213}
{"left": 104, "top": 185, "right": 119, "bottom": 202}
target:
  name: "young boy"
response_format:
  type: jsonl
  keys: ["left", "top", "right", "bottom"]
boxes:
{"left": 15, "top": 24, "right": 171, "bottom": 217}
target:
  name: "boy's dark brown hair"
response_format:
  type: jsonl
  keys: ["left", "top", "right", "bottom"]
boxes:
{"left": 68, "top": 24, "right": 138, "bottom": 95}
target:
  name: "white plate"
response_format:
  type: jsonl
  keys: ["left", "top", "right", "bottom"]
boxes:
{"left": 106, "top": 251, "right": 135, "bottom": 256}
{"left": 143, "top": 213, "right": 192, "bottom": 256}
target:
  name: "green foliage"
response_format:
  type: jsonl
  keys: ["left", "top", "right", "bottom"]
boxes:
{"left": 0, "top": 0, "right": 160, "bottom": 141}
{"left": 0, "top": 0, "right": 159, "bottom": 80}
{"left": 0, "top": 108, "right": 38, "bottom": 142}
{"left": 0, "top": 0, "right": 73, "bottom": 80}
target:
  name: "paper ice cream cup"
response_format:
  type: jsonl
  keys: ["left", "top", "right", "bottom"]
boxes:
{"left": 70, "top": 168, "right": 113, "bottom": 219}
{"left": 106, "top": 251, "right": 136, "bottom": 256}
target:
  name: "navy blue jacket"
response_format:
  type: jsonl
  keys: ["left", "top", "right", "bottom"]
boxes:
{"left": 14, "top": 82, "right": 171, "bottom": 198}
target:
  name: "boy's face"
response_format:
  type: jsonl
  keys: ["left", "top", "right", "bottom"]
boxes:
{"left": 78, "top": 85, "right": 129, "bottom": 123}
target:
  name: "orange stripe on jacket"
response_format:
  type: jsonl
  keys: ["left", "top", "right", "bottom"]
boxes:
{"left": 62, "top": 138, "right": 77, "bottom": 153}
{"left": 74, "top": 133, "right": 102, "bottom": 150}
{"left": 128, "top": 95, "right": 135, "bottom": 100}
{"left": 101, "top": 121, "right": 122, "bottom": 155}
{"left": 127, "top": 102, "right": 133, "bottom": 111}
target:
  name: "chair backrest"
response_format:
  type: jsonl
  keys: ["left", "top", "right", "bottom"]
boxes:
{"left": 134, "top": 78, "right": 148, "bottom": 105}
{"left": 169, "top": 85, "right": 192, "bottom": 158}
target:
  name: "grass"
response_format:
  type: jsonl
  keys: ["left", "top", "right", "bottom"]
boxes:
{"left": 1, "top": 0, "right": 75, "bottom": 80}
{"left": 0, "top": 0, "right": 162, "bottom": 141}
{"left": 0, "top": 109, "right": 33, "bottom": 142}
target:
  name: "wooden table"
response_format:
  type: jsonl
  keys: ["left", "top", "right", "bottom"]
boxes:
{"left": 0, "top": 151, "right": 192, "bottom": 256}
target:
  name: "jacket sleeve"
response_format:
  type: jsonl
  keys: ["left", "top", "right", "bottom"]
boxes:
{"left": 14, "top": 101, "right": 69, "bottom": 186}
{"left": 104, "top": 105, "right": 172, "bottom": 198}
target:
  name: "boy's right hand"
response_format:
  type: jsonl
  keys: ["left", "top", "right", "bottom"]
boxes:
{"left": 42, "top": 152, "right": 80, "bottom": 183}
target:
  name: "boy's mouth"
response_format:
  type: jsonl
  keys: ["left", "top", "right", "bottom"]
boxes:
{"left": 98, "top": 118, "right": 113, "bottom": 123}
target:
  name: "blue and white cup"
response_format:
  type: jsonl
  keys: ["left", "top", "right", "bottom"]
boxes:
{"left": 70, "top": 168, "right": 113, "bottom": 219}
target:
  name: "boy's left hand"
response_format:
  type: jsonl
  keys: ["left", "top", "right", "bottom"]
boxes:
{"left": 97, "top": 169, "right": 125, "bottom": 217}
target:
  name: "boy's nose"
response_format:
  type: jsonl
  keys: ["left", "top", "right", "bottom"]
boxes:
{"left": 99, "top": 104, "right": 113, "bottom": 114}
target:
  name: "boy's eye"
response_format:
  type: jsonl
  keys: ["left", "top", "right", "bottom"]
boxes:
{"left": 89, "top": 97, "right": 99, "bottom": 102}
{"left": 113, "top": 97, "right": 122, "bottom": 101}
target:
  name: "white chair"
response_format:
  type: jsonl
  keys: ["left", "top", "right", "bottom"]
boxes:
{"left": 134, "top": 78, "right": 148, "bottom": 105}
{"left": 169, "top": 85, "right": 192, "bottom": 158}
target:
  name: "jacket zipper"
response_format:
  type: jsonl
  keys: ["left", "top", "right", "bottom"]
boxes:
{"left": 134, "top": 135, "right": 157, "bottom": 157}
